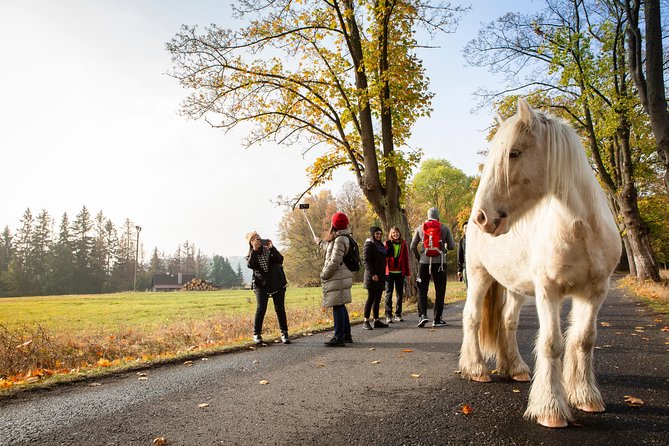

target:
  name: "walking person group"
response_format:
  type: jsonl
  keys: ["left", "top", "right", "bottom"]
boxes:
{"left": 246, "top": 206, "right": 462, "bottom": 346}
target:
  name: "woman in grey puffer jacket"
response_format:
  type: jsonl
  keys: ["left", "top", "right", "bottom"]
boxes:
{"left": 320, "top": 212, "right": 353, "bottom": 346}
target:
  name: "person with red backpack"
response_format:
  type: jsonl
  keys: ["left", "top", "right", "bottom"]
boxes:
{"left": 409, "top": 207, "right": 455, "bottom": 328}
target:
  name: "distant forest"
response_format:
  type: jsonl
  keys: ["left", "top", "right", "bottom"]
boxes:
{"left": 0, "top": 206, "right": 244, "bottom": 297}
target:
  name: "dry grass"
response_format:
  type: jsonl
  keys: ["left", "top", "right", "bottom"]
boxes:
{"left": 618, "top": 269, "right": 669, "bottom": 319}
{"left": 0, "top": 281, "right": 466, "bottom": 393}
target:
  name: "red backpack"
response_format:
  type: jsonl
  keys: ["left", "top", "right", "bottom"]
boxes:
{"left": 422, "top": 220, "right": 442, "bottom": 257}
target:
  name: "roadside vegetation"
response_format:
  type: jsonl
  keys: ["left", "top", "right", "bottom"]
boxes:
{"left": 0, "top": 282, "right": 467, "bottom": 393}
{"left": 619, "top": 269, "right": 669, "bottom": 318}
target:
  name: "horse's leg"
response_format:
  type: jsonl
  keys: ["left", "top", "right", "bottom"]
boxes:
{"left": 496, "top": 290, "right": 530, "bottom": 382}
{"left": 563, "top": 287, "right": 607, "bottom": 413}
{"left": 524, "top": 286, "right": 572, "bottom": 428}
{"left": 459, "top": 268, "right": 495, "bottom": 383}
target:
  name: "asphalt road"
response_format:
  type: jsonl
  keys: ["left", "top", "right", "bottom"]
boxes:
{"left": 1, "top": 278, "right": 667, "bottom": 446}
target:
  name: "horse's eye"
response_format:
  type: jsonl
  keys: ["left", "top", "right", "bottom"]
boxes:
{"left": 510, "top": 150, "right": 521, "bottom": 159}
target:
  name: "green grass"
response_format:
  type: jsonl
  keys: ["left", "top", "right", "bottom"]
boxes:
{"left": 0, "top": 281, "right": 466, "bottom": 392}
{"left": 0, "top": 281, "right": 467, "bottom": 334}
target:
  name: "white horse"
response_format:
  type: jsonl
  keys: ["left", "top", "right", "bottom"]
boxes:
{"left": 459, "top": 98, "right": 621, "bottom": 428}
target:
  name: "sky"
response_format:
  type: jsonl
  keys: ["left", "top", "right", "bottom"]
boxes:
{"left": 0, "top": 0, "right": 540, "bottom": 259}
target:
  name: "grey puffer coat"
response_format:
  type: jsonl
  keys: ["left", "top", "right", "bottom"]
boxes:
{"left": 321, "top": 228, "right": 353, "bottom": 308}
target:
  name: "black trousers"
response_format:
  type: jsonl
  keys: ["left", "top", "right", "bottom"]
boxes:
{"left": 364, "top": 288, "right": 384, "bottom": 319}
{"left": 417, "top": 262, "right": 447, "bottom": 321}
{"left": 253, "top": 288, "right": 288, "bottom": 335}
{"left": 384, "top": 273, "right": 405, "bottom": 317}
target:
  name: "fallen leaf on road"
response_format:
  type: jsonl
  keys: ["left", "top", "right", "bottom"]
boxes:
{"left": 654, "top": 318, "right": 662, "bottom": 323}
{"left": 198, "top": 403, "right": 210, "bottom": 408}
{"left": 600, "top": 322, "right": 611, "bottom": 327}
{"left": 137, "top": 372, "right": 147, "bottom": 377}
{"left": 402, "top": 349, "right": 414, "bottom": 353}
{"left": 368, "top": 348, "right": 376, "bottom": 351}
{"left": 259, "top": 380, "right": 269, "bottom": 385}
{"left": 624, "top": 395, "right": 644, "bottom": 407}
{"left": 153, "top": 437, "right": 168, "bottom": 446}
{"left": 89, "top": 383, "right": 101, "bottom": 387}
{"left": 253, "top": 360, "right": 260, "bottom": 364}
{"left": 183, "top": 361, "right": 194, "bottom": 367}
{"left": 248, "top": 346, "right": 256, "bottom": 350}
{"left": 371, "top": 360, "right": 381, "bottom": 364}
{"left": 454, "top": 370, "right": 461, "bottom": 374}
{"left": 634, "top": 327, "right": 645, "bottom": 332}
{"left": 316, "top": 363, "right": 325, "bottom": 368}
{"left": 512, "top": 388, "right": 521, "bottom": 393}
{"left": 411, "top": 373, "right": 420, "bottom": 379}
{"left": 462, "top": 404, "right": 473, "bottom": 414}
{"left": 138, "top": 377, "right": 148, "bottom": 381}
{"left": 201, "top": 358, "right": 208, "bottom": 361}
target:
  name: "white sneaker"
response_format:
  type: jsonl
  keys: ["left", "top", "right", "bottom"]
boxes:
{"left": 253, "top": 334, "right": 263, "bottom": 344}
{"left": 394, "top": 316, "right": 403, "bottom": 322}
{"left": 385, "top": 317, "right": 393, "bottom": 324}
{"left": 417, "top": 316, "right": 429, "bottom": 328}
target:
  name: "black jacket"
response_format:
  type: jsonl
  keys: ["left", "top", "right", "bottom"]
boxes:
{"left": 363, "top": 239, "right": 387, "bottom": 291}
{"left": 457, "top": 236, "right": 466, "bottom": 274}
{"left": 246, "top": 246, "right": 287, "bottom": 293}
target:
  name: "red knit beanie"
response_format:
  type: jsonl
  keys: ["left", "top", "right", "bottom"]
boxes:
{"left": 331, "top": 212, "right": 349, "bottom": 230}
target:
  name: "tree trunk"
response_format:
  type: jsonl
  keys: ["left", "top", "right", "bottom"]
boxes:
{"left": 625, "top": 0, "right": 669, "bottom": 192}
{"left": 616, "top": 123, "right": 661, "bottom": 281}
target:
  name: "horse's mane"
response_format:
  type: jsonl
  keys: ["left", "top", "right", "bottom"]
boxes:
{"left": 490, "top": 108, "right": 606, "bottom": 222}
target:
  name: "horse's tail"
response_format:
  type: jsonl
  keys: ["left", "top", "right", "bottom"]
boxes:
{"left": 478, "top": 280, "right": 506, "bottom": 360}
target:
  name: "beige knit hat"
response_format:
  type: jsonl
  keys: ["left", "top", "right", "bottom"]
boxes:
{"left": 245, "top": 231, "right": 260, "bottom": 243}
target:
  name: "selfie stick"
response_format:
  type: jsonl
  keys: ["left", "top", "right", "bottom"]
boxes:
{"left": 299, "top": 203, "right": 317, "bottom": 239}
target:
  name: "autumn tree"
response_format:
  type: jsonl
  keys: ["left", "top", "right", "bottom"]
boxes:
{"left": 464, "top": 0, "right": 661, "bottom": 280}
{"left": 167, "top": 0, "right": 465, "bottom": 240}
{"left": 279, "top": 185, "right": 371, "bottom": 286}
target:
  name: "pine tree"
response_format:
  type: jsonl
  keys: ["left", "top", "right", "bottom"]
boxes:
{"left": 32, "top": 209, "right": 52, "bottom": 294}
{"left": 46, "top": 213, "right": 75, "bottom": 295}
{"left": 9, "top": 208, "right": 35, "bottom": 295}
{"left": 71, "top": 206, "right": 94, "bottom": 293}
{"left": 0, "top": 226, "right": 14, "bottom": 296}
{"left": 235, "top": 263, "right": 245, "bottom": 287}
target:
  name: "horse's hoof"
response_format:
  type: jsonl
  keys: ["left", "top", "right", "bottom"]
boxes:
{"left": 576, "top": 403, "right": 605, "bottom": 413}
{"left": 512, "top": 373, "right": 531, "bottom": 382}
{"left": 537, "top": 416, "right": 568, "bottom": 428}
{"left": 471, "top": 374, "right": 492, "bottom": 383}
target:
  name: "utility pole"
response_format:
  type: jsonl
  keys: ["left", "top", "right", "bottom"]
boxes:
{"left": 134, "top": 225, "right": 142, "bottom": 292}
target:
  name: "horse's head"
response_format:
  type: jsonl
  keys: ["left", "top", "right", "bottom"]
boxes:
{"left": 473, "top": 98, "right": 549, "bottom": 236}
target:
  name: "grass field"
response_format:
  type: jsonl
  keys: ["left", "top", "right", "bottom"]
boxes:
{"left": 0, "top": 281, "right": 467, "bottom": 391}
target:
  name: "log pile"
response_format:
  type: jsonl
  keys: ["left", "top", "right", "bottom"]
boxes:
{"left": 181, "top": 278, "right": 220, "bottom": 291}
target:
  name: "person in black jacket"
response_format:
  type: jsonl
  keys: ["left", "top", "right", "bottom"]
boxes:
{"left": 362, "top": 226, "right": 388, "bottom": 330}
{"left": 246, "top": 231, "right": 290, "bottom": 345}
{"left": 456, "top": 221, "right": 468, "bottom": 288}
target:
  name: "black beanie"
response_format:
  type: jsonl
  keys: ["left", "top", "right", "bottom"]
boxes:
{"left": 369, "top": 226, "right": 382, "bottom": 237}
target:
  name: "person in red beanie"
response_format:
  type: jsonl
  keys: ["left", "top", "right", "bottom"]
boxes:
{"left": 319, "top": 212, "right": 354, "bottom": 346}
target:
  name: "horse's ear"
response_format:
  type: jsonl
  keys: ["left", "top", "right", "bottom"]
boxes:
{"left": 518, "top": 98, "right": 533, "bottom": 125}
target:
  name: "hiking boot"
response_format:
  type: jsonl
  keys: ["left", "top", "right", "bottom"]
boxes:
{"left": 417, "top": 316, "right": 429, "bottom": 328}
{"left": 344, "top": 334, "right": 353, "bottom": 343}
{"left": 394, "top": 316, "right": 403, "bottom": 322}
{"left": 253, "top": 334, "right": 263, "bottom": 345}
{"left": 373, "top": 320, "right": 388, "bottom": 328}
{"left": 281, "top": 332, "right": 291, "bottom": 344}
{"left": 363, "top": 320, "right": 374, "bottom": 330}
{"left": 324, "top": 336, "right": 345, "bottom": 347}
{"left": 385, "top": 317, "right": 393, "bottom": 324}
{"left": 432, "top": 320, "right": 448, "bottom": 328}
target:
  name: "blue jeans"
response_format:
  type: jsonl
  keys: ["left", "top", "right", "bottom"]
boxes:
{"left": 332, "top": 304, "right": 351, "bottom": 340}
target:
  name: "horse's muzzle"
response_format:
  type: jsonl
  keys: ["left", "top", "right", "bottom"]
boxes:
{"left": 475, "top": 209, "right": 509, "bottom": 236}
